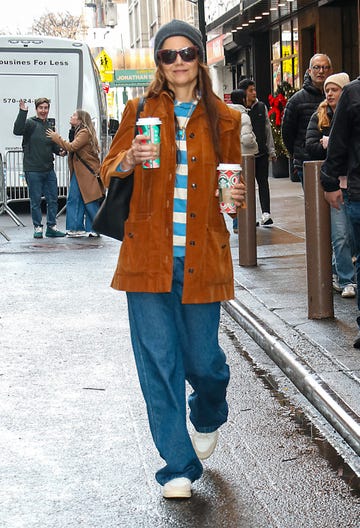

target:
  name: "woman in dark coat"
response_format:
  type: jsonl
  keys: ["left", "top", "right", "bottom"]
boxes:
{"left": 306, "top": 72, "right": 356, "bottom": 298}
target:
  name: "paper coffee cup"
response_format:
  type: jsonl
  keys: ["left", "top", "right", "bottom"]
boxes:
{"left": 217, "top": 163, "right": 242, "bottom": 214}
{"left": 136, "top": 117, "right": 161, "bottom": 169}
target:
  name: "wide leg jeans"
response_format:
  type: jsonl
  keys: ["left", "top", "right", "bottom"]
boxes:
{"left": 66, "top": 173, "right": 100, "bottom": 232}
{"left": 331, "top": 190, "right": 355, "bottom": 288}
{"left": 126, "top": 257, "right": 230, "bottom": 485}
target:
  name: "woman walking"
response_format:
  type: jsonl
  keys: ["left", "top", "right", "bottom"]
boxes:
{"left": 100, "top": 20, "right": 245, "bottom": 498}
{"left": 46, "top": 110, "right": 104, "bottom": 236}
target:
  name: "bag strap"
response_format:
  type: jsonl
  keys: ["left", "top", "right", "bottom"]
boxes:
{"left": 75, "top": 152, "right": 98, "bottom": 175}
{"left": 134, "top": 96, "right": 145, "bottom": 135}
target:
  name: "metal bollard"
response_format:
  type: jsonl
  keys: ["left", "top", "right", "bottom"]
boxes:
{"left": 303, "top": 161, "right": 334, "bottom": 319}
{"left": 238, "top": 154, "right": 257, "bottom": 266}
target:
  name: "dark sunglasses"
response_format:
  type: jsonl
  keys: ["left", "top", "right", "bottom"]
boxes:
{"left": 157, "top": 46, "right": 198, "bottom": 65}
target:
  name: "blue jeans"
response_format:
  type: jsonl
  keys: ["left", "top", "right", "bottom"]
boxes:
{"left": 66, "top": 173, "right": 100, "bottom": 232}
{"left": 331, "top": 190, "right": 355, "bottom": 288}
{"left": 25, "top": 170, "right": 58, "bottom": 227}
{"left": 347, "top": 201, "right": 360, "bottom": 314}
{"left": 126, "top": 257, "right": 230, "bottom": 485}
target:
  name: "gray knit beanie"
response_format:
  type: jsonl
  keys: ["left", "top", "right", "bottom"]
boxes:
{"left": 154, "top": 19, "right": 205, "bottom": 65}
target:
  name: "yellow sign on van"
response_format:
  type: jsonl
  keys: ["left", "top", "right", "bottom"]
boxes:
{"left": 95, "top": 50, "right": 114, "bottom": 82}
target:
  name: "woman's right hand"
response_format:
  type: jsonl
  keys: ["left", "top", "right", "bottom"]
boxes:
{"left": 121, "top": 134, "right": 158, "bottom": 171}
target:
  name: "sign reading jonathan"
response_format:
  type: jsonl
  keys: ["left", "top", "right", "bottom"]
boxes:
{"left": 112, "top": 69, "right": 155, "bottom": 87}
{"left": 95, "top": 50, "right": 113, "bottom": 83}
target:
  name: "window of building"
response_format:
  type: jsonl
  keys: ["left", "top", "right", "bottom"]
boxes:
{"left": 148, "top": 0, "right": 158, "bottom": 41}
{"left": 271, "top": 17, "right": 299, "bottom": 92}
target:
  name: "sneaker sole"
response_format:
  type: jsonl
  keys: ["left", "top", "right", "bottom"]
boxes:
{"left": 162, "top": 487, "right": 191, "bottom": 499}
{"left": 192, "top": 430, "right": 219, "bottom": 460}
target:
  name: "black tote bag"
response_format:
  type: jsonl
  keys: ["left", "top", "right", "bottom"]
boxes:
{"left": 93, "top": 97, "right": 145, "bottom": 240}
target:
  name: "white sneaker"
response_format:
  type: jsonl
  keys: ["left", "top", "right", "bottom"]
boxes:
{"left": 162, "top": 477, "right": 192, "bottom": 499}
{"left": 332, "top": 274, "right": 342, "bottom": 292}
{"left": 341, "top": 284, "right": 356, "bottom": 298}
{"left": 260, "top": 212, "right": 273, "bottom": 226}
{"left": 192, "top": 429, "right": 219, "bottom": 460}
{"left": 66, "top": 230, "right": 87, "bottom": 237}
{"left": 87, "top": 232, "right": 100, "bottom": 237}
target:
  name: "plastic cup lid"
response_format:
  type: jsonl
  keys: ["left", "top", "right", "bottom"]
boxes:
{"left": 136, "top": 117, "right": 162, "bottom": 125}
{"left": 217, "top": 163, "right": 242, "bottom": 170}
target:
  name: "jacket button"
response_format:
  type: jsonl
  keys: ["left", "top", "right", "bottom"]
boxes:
{"left": 190, "top": 212, "right": 196, "bottom": 218}
{"left": 191, "top": 183, "right": 197, "bottom": 189}
{"left": 191, "top": 156, "right": 197, "bottom": 162}
{"left": 189, "top": 132, "right": 195, "bottom": 138}
{"left": 128, "top": 233, "right": 134, "bottom": 238}
{"left": 189, "top": 240, "right": 195, "bottom": 246}
{"left": 188, "top": 268, "right": 194, "bottom": 273}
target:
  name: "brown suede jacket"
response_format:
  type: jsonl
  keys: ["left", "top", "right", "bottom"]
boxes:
{"left": 51, "top": 127, "right": 103, "bottom": 204}
{"left": 100, "top": 91, "right": 242, "bottom": 303}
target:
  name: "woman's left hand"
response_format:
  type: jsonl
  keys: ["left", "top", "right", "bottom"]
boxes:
{"left": 230, "top": 181, "right": 246, "bottom": 207}
{"left": 214, "top": 181, "right": 246, "bottom": 207}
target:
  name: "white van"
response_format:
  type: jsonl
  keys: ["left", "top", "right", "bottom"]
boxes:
{"left": 0, "top": 35, "right": 108, "bottom": 201}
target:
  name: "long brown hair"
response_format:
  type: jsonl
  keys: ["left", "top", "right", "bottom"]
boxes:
{"left": 75, "top": 109, "right": 100, "bottom": 154}
{"left": 145, "top": 61, "right": 222, "bottom": 161}
{"left": 317, "top": 100, "right": 331, "bottom": 131}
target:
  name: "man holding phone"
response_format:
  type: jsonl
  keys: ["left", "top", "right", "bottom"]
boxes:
{"left": 13, "top": 97, "right": 66, "bottom": 238}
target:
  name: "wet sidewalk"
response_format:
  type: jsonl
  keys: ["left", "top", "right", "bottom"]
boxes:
{"left": 1, "top": 184, "right": 360, "bottom": 527}
{"left": 226, "top": 176, "right": 360, "bottom": 471}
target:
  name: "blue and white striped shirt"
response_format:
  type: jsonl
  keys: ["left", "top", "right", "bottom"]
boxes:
{"left": 173, "top": 100, "right": 197, "bottom": 256}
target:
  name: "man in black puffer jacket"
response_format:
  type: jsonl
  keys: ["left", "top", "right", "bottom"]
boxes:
{"left": 282, "top": 53, "right": 333, "bottom": 186}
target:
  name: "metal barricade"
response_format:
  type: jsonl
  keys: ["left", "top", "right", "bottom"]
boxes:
{"left": 3, "top": 149, "right": 69, "bottom": 221}
{"left": 0, "top": 151, "right": 25, "bottom": 227}
{"left": 0, "top": 153, "right": 11, "bottom": 239}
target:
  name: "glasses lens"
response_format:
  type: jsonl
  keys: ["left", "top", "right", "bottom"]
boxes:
{"left": 157, "top": 47, "right": 198, "bottom": 64}
{"left": 157, "top": 49, "right": 177, "bottom": 64}
{"left": 312, "top": 65, "right": 330, "bottom": 71}
{"left": 179, "top": 47, "right": 197, "bottom": 62}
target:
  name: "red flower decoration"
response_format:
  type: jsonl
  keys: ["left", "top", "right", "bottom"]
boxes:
{"left": 268, "top": 93, "right": 287, "bottom": 127}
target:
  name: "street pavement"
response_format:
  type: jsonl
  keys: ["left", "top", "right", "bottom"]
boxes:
{"left": 226, "top": 176, "right": 360, "bottom": 472}
{"left": 0, "top": 176, "right": 360, "bottom": 527}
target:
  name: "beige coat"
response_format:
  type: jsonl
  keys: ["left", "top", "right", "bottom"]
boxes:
{"left": 100, "top": 92, "right": 242, "bottom": 303}
{"left": 51, "top": 128, "right": 103, "bottom": 204}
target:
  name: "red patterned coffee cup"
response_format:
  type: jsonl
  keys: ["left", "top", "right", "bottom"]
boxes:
{"left": 217, "top": 163, "right": 242, "bottom": 213}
